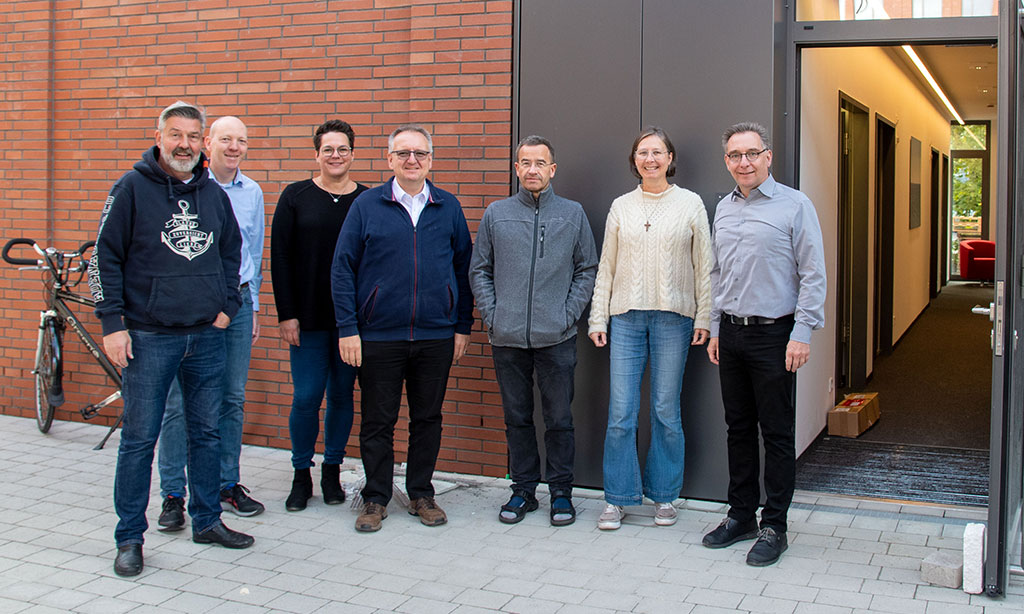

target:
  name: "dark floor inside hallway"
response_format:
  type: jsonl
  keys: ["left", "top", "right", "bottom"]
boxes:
{"left": 796, "top": 281, "right": 992, "bottom": 506}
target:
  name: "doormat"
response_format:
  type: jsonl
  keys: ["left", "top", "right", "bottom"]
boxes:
{"left": 795, "top": 435, "right": 989, "bottom": 507}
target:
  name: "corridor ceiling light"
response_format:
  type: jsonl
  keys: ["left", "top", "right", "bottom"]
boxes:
{"left": 902, "top": 45, "right": 965, "bottom": 125}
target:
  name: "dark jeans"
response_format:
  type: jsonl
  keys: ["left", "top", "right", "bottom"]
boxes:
{"left": 115, "top": 328, "right": 225, "bottom": 546}
{"left": 491, "top": 337, "right": 577, "bottom": 497}
{"left": 718, "top": 317, "right": 796, "bottom": 532}
{"left": 358, "top": 337, "right": 454, "bottom": 505}
{"left": 159, "top": 290, "right": 254, "bottom": 495}
{"left": 288, "top": 328, "right": 357, "bottom": 469}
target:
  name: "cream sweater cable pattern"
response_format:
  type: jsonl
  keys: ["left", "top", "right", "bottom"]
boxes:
{"left": 588, "top": 184, "right": 712, "bottom": 334}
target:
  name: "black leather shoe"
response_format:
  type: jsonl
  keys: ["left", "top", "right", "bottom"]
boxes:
{"left": 114, "top": 544, "right": 143, "bottom": 577}
{"left": 746, "top": 527, "right": 788, "bottom": 566}
{"left": 192, "top": 522, "right": 255, "bottom": 549}
{"left": 702, "top": 517, "right": 759, "bottom": 549}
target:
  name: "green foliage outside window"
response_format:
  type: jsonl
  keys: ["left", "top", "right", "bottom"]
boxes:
{"left": 952, "top": 158, "right": 983, "bottom": 218}
{"left": 951, "top": 124, "right": 986, "bottom": 150}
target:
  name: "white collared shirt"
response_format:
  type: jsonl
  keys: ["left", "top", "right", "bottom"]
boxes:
{"left": 392, "top": 180, "right": 430, "bottom": 227}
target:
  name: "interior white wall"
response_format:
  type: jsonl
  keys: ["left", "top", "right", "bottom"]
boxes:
{"left": 796, "top": 46, "right": 952, "bottom": 455}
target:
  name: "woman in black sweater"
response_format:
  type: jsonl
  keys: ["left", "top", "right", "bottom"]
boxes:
{"left": 271, "top": 120, "right": 368, "bottom": 511}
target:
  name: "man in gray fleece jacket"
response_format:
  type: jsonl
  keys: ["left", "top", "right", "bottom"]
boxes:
{"left": 470, "top": 135, "right": 598, "bottom": 526}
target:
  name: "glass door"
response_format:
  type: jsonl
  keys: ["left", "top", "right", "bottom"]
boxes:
{"left": 985, "top": 0, "right": 1024, "bottom": 596}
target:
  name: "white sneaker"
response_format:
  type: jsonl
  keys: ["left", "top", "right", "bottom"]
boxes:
{"left": 598, "top": 504, "right": 625, "bottom": 530}
{"left": 654, "top": 502, "right": 677, "bottom": 526}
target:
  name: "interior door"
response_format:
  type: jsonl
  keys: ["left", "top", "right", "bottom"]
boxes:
{"left": 985, "top": 0, "right": 1023, "bottom": 596}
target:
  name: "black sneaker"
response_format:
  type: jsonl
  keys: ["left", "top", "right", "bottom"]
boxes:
{"left": 157, "top": 495, "right": 186, "bottom": 532}
{"left": 220, "top": 484, "right": 265, "bottom": 517}
{"left": 746, "top": 527, "right": 788, "bottom": 566}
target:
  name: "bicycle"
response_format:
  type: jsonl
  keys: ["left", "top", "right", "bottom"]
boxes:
{"left": 2, "top": 238, "right": 123, "bottom": 450}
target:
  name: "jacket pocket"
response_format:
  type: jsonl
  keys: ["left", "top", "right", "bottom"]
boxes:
{"left": 359, "top": 286, "right": 380, "bottom": 325}
{"left": 146, "top": 274, "right": 224, "bottom": 327}
{"left": 418, "top": 283, "right": 456, "bottom": 327}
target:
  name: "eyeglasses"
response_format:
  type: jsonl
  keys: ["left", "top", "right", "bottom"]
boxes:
{"left": 634, "top": 149, "right": 668, "bottom": 159}
{"left": 320, "top": 146, "right": 352, "bottom": 158}
{"left": 390, "top": 150, "right": 431, "bottom": 161}
{"left": 726, "top": 149, "right": 768, "bottom": 163}
{"left": 518, "top": 160, "right": 551, "bottom": 170}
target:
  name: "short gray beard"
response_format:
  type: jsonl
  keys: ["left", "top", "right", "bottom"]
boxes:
{"left": 161, "top": 148, "right": 200, "bottom": 174}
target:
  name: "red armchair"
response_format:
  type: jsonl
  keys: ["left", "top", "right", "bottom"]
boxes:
{"left": 960, "top": 240, "right": 995, "bottom": 281}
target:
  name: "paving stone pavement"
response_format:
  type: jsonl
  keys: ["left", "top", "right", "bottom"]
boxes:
{"left": 1, "top": 413, "right": 1022, "bottom": 613}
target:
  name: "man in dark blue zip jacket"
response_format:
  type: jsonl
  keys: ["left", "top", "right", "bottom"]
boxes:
{"left": 90, "top": 101, "right": 253, "bottom": 577}
{"left": 332, "top": 124, "right": 473, "bottom": 533}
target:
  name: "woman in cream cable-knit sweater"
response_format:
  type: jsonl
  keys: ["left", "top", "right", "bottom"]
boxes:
{"left": 588, "top": 127, "right": 712, "bottom": 531}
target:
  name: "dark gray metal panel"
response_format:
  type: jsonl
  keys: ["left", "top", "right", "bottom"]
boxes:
{"left": 641, "top": 0, "right": 778, "bottom": 500}
{"left": 517, "top": 0, "right": 642, "bottom": 489}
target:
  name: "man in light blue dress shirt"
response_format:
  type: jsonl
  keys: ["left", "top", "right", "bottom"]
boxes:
{"left": 157, "top": 116, "right": 267, "bottom": 530}
{"left": 703, "top": 122, "right": 826, "bottom": 567}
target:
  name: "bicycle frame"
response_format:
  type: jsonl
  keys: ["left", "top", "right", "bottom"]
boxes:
{"left": 4, "top": 238, "right": 124, "bottom": 449}
{"left": 48, "top": 288, "right": 124, "bottom": 449}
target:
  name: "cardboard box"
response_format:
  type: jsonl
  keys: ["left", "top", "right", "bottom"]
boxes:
{"left": 827, "top": 392, "right": 881, "bottom": 438}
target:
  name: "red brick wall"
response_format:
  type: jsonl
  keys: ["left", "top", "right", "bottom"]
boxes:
{"left": 0, "top": 0, "right": 512, "bottom": 477}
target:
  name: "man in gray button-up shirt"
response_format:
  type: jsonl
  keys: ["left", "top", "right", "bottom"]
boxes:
{"left": 702, "top": 122, "right": 826, "bottom": 567}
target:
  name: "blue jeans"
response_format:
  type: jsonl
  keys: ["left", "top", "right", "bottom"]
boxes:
{"left": 288, "top": 328, "right": 357, "bottom": 469}
{"left": 603, "top": 310, "right": 693, "bottom": 506}
{"left": 158, "top": 291, "right": 254, "bottom": 496}
{"left": 114, "top": 327, "right": 226, "bottom": 546}
{"left": 492, "top": 337, "right": 576, "bottom": 496}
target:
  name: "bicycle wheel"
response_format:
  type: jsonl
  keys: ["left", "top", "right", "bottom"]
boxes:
{"left": 34, "top": 321, "right": 60, "bottom": 433}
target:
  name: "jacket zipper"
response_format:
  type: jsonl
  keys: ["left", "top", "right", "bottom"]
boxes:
{"left": 525, "top": 203, "right": 539, "bottom": 348}
{"left": 410, "top": 226, "right": 418, "bottom": 340}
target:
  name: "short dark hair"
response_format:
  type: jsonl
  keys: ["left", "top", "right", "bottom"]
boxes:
{"left": 722, "top": 122, "right": 771, "bottom": 151}
{"left": 629, "top": 126, "right": 676, "bottom": 179}
{"left": 158, "top": 100, "right": 205, "bottom": 131}
{"left": 515, "top": 135, "right": 555, "bottom": 162}
{"left": 314, "top": 119, "right": 355, "bottom": 151}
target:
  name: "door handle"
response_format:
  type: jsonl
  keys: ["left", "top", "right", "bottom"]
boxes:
{"left": 972, "top": 303, "right": 994, "bottom": 321}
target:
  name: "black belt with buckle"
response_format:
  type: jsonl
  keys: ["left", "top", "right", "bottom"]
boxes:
{"left": 723, "top": 313, "right": 792, "bottom": 326}
{"left": 240, "top": 282, "right": 249, "bottom": 290}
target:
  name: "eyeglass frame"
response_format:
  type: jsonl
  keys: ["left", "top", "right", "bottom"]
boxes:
{"left": 389, "top": 149, "right": 432, "bottom": 161}
{"left": 319, "top": 146, "right": 353, "bottom": 158}
{"left": 725, "top": 148, "right": 769, "bottom": 163}
{"left": 634, "top": 149, "right": 669, "bottom": 160}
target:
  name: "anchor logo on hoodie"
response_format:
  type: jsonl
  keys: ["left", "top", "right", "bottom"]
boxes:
{"left": 161, "top": 199, "right": 213, "bottom": 261}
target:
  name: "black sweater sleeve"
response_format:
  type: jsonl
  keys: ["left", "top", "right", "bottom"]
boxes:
{"left": 270, "top": 184, "right": 298, "bottom": 322}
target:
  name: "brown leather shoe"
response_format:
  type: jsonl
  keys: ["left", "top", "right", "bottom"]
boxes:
{"left": 408, "top": 497, "right": 447, "bottom": 526}
{"left": 355, "top": 502, "right": 388, "bottom": 532}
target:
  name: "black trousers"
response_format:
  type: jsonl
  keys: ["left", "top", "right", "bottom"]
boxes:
{"left": 358, "top": 337, "right": 454, "bottom": 505}
{"left": 491, "top": 337, "right": 577, "bottom": 497}
{"left": 718, "top": 317, "right": 796, "bottom": 532}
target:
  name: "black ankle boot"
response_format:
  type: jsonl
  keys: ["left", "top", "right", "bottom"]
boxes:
{"left": 285, "top": 468, "right": 313, "bottom": 511}
{"left": 321, "top": 463, "right": 346, "bottom": 505}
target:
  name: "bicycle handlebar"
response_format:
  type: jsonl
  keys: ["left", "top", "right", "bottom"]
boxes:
{"left": 3, "top": 237, "right": 95, "bottom": 266}
{"left": 2, "top": 238, "right": 41, "bottom": 266}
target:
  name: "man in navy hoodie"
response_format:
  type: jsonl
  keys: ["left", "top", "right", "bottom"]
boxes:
{"left": 90, "top": 101, "right": 255, "bottom": 577}
{"left": 332, "top": 124, "right": 473, "bottom": 533}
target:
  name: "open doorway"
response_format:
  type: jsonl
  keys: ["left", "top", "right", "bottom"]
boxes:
{"left": 836, "top": 95, "right": 870, "bottom": 393}
{"left": 795, "top": 43, "right": 996, "bottom": 507}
